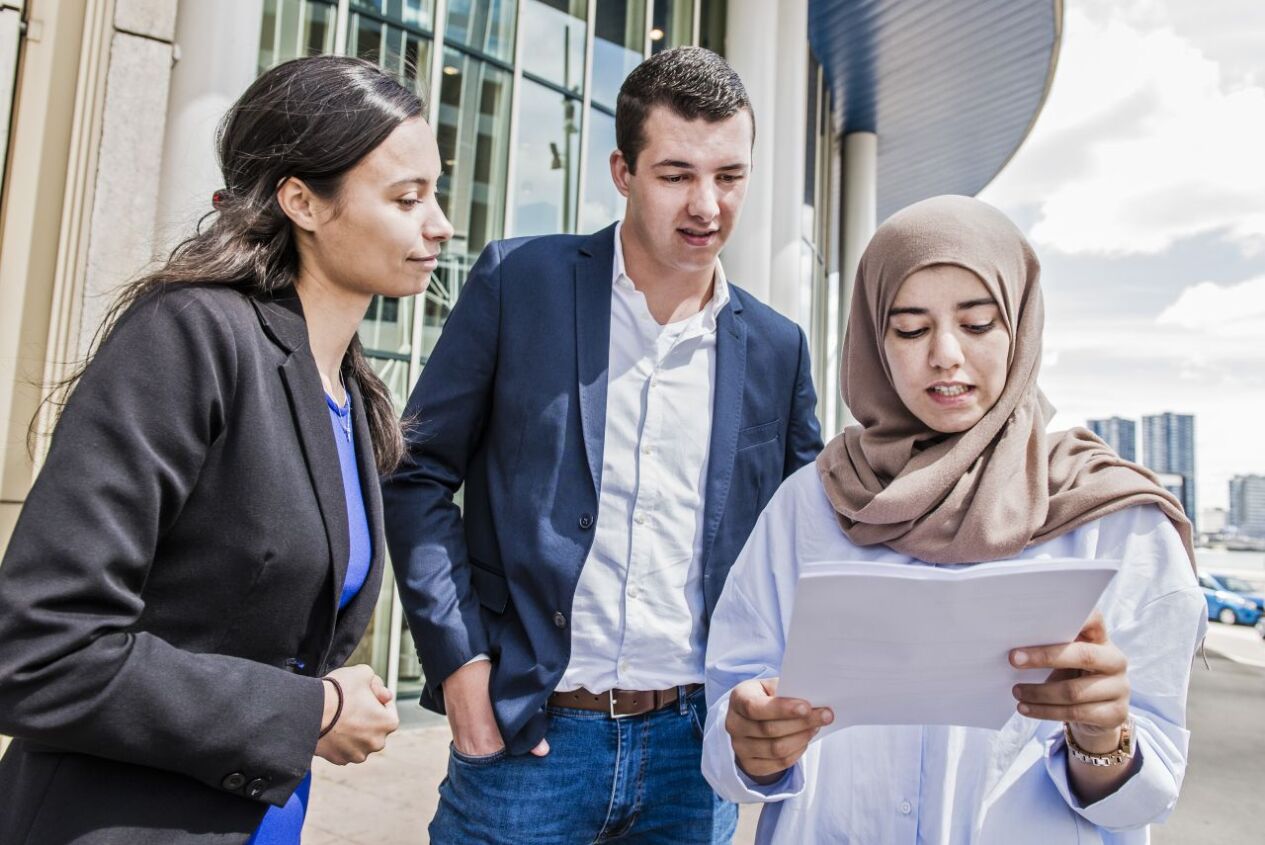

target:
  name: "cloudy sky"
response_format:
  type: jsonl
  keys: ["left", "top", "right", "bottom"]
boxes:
{"left": 977, "top": 0, "right": 1265, "bottom": 513}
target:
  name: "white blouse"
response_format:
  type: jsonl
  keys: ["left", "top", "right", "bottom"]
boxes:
{"left": 702, "top": 464, "right": 1206, "bottom": 845}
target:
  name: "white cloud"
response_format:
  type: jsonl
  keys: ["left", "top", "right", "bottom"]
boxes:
{"left": 1155, "top": 275, "right": 1265, "bottom": 336}
{"left": 981, "top": 3, "right": 1265, "bottom": 257}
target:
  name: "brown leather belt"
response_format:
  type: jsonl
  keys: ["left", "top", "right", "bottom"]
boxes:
{"left": 548, "top": 683, "right": 703, "bottom": 719}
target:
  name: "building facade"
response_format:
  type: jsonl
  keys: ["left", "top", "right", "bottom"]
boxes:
{"left": 1228, "top": 474, "right": 1265, "bottom": 538}
{"left": 1142, "top": 412, "right": 1197, "bottom": 531}
{"left": 0, "top": 0, "right": 1061, "bottom": 690}
{"left": 1088, "top": 416, "right": 1136, "bottom": 462}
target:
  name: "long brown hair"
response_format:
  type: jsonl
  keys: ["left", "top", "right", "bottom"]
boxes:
{"left": 35, "top": 56, "right": 422, "bottom": 473}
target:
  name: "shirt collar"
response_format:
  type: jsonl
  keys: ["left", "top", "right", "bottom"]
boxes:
{"left": 612, "top": 220, "right": 730, "bottom": 333}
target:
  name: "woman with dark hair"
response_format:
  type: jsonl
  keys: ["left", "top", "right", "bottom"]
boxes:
{"left": 701, "top": 196, "right": 1205, "bottom": 843}
{"left": 0, "top": 55, "right": 452, "bottom": 844}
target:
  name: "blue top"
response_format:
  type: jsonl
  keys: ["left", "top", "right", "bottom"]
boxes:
{"left": 248, "top": 390, "right": 373, "bottom": 845}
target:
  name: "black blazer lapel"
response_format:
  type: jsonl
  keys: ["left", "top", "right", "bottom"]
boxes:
{"left": 254, "top": 293, "right": 351, "bottom": 632}
{"left": 575, "top": 225, "right": 616, "bottom": 497}
{"left": 700, "top": 295, "right": 747, "bottom": 574}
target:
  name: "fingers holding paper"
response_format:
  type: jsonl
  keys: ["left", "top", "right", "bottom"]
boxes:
{"left": 727, "top": 677, "right": 834, "bottom": 783}
{"left": 1009, "top": 611, "right": 1131, "bottom": 742}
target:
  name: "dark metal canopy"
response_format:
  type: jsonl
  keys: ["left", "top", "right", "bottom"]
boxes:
{"left": 808, "top": 0, "right": 1062, "bottom": 220}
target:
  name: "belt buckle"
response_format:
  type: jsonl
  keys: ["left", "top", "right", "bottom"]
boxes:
{"left": 607, "top": 690, "right": 633, "bottom": 720}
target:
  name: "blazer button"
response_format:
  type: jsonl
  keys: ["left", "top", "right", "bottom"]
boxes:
{"left": 578, "top": 513, "right": 594, "bottom": 530}
{"left": 222, "top": 772, "right": 247, "bottom": 791}
{"left": 553, "top": 611, "right": 567, "bottom": 628}
{"left": 246, "top": 778, "right": 269, "bottom": 799}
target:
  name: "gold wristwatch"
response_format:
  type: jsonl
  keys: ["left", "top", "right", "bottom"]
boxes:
{"left": 1063, "top": 718, "right": 1135, "bottom": 767}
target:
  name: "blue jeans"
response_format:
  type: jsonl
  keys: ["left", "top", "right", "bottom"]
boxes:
{"left": 429, "top": 686, "right": 737, "bottom": 844}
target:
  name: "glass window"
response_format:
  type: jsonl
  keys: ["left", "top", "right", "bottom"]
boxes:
{"left": 698, "top": 0, "right": 725, "bottom": 54}
{"left": 361, "top": 294, "right": 415, "bottom": 406}
{"left": 592, "top": 0, "right": 645, "bottom": 111}
{"left": 445, "top": 0, "right": 518, "bottom": 63}
{"left": 580, "top": 107, "right": 624, "bottom": 233}
{"left": 521, "top": 0, "right": 586, "bottom": 94}
{"left": 349, "top": 12, "right": 433, "bottom": 92}
{"left": 650, "top": 0, "right": 693, "bottom": 53}
{"left": 510, "top": 79, "right": 582, "bottom": 236}
{"left": 258, "top": 0, "right": 337, "bottom": 72}
{"left": 350, "top": 0, "right": 435, "bottom": 31}
{"left": 437, "top": 49, "right": 512, "bottom": 257}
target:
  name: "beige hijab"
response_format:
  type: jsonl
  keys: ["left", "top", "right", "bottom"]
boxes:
{"left": 816, "top": 195, "right": 1194, "bottom": 566}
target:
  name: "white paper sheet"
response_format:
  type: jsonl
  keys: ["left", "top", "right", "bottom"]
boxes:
{"left": 777, "top": 558, "right": 1121, "bottom": 734}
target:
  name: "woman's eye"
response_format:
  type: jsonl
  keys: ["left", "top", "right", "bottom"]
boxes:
{"left": 964, "top": 321, "right": 996, "bottom": 334}
{"left": 398, "top": 198, "right": 421, "bottom": 208}
{"left": 894, "top": 328, "right": 927, "bottom": 339}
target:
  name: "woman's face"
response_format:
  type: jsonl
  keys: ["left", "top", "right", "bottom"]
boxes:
{"left": 883, "top": 264, "right": 1011, "bottom": 433}
{"left": 300, "top": 117, "right": 454, "bottom": 300}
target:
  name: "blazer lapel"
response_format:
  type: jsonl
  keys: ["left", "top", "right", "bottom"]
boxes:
{"left": 701, "top": 295, "right": 747, "bottom": 572}
{"left": 575, "top": 225, "right": 616, "bottom": 496}
{"left": 254, "top": 293, "right": 351, "bottom": 629}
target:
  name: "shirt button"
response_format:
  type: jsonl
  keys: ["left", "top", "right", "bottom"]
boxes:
{"left": 578, "top": 513, "right": 594, "bottom": 530}
{"left": 627, "top": 585, "right": 639, "bottom": 599}
{"left": 634, "top": 513, "right": 646, "bottom": 525}
{"left": 898, "top": 800, "right": 912, "bottom": 815}
{"left": 642, "top": 445, "right": 652, "bottom": 456}
{"left": 553, "top": 611, "right": 567, "bottom": 628}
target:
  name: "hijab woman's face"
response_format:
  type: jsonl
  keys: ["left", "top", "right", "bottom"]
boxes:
{"left": 883, "top": 264, "right": 1011, "bottom": 433}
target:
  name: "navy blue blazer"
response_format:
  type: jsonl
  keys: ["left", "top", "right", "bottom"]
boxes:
{"left": 383, "top": 224, "right": 823, "bottom": 753}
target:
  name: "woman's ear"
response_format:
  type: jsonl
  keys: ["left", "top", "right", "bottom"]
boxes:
{"left": 276, "top": 176, "right": 321, "bottom": 233}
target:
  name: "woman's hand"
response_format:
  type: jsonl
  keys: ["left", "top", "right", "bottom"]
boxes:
{"left": 726, "top": 678, "right": 833, "bottom": 784}
{"left": 1011, "top": 611, "right": 1137, "bottom": 804}
{"left": 314, "top": 664, "right": 400, "bottom": 765}
{"left": 1010, "top": 611, "right": 1130, "bottom": 750}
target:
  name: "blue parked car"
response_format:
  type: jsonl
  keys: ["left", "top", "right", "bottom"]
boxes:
{"left": 1197, "top": 572, "right": 1263, "bottom": 626}
{"left": 1210, "top": 573, "right": 1265, "bottom": 613}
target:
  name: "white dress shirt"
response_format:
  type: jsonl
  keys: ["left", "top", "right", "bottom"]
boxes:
{"left": 557, "top": 222, "right": 731, "bottom": 694}
{"left": 703, "top": 464, "right": 1207, "bottom": 844}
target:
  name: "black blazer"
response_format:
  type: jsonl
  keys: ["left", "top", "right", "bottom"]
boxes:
{"left": 0, "top": 286, "right": 385, "bottom": 844}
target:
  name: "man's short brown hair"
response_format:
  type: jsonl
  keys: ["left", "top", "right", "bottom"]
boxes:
{"left": 615, "top": 46, "right": 754, "bottom": 173}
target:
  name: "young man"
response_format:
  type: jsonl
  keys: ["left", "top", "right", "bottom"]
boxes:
{"left": 384, "top": 47, "right": 823, "bottom": 843}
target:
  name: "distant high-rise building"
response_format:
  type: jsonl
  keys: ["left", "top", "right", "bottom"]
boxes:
{"left": 1087, "top": 417, "right": 1137, "bottom": 462}
{"left": 1142, "top": 413, "right": 1196, "bottom": 531}
{"left": 1229, "top": 475, "right": 1265, "bottom": 538}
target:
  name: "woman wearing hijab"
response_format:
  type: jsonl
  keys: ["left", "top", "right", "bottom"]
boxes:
{"left": 700, "top": 195, "right": 1205, "bottom": 843}
{"left": 0, "top": 56, "right": 452, "bottom": 844}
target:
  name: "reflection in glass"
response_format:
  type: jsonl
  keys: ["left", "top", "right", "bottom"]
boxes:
{"left": 350, "top": 0, "right": 435, "bottom": 30}
{"left": 258, "top": 0, "right": 337, "bottom": 72}
{"left": 592, "top": 0, "right": 645, "bottom": 110}
{"left": 698, "top": 0, "right": 725, "bottom": 54}
{"left": 651, "top": 0, "right": 694, "bottom": 54}
{"left": 510, "top": 80, "right": 582, "bottom": 237}
{"left": 445, "top": 0, "right": 518, "bottom": 63}
{"left": 522, "top": 0, "right": 587, "bottom": 94}
{"left": 362, "top": 296, "right": 415, "bottom": 406}
{"left": 349, "top": 13, "right": 433, "bottom": 91}
{"left": 436, "top": 49, "right": 512, "bottom": 258}
{"left": 580, "top": 108, "right": 624, "bottom": 234}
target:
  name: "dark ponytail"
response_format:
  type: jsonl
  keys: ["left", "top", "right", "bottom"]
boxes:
{"left": 34, "top": 55, "right": 423, "bottom": 474}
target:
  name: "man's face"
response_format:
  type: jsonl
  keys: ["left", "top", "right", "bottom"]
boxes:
{"left": 611, "top": 105, "right": 753, "bottom": 278}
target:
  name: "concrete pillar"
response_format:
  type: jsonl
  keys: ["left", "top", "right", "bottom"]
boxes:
{"left": 156, "top": 0, "right": 264, "bottom": 253}
{"left": 766, "top": 0, "right": 809, "bottom": 325}
{"left": 838, "top": 130, "right": 877, "bottom": 428}
{"left": 718, "top": 0, "right": 779, "bottom": 304}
